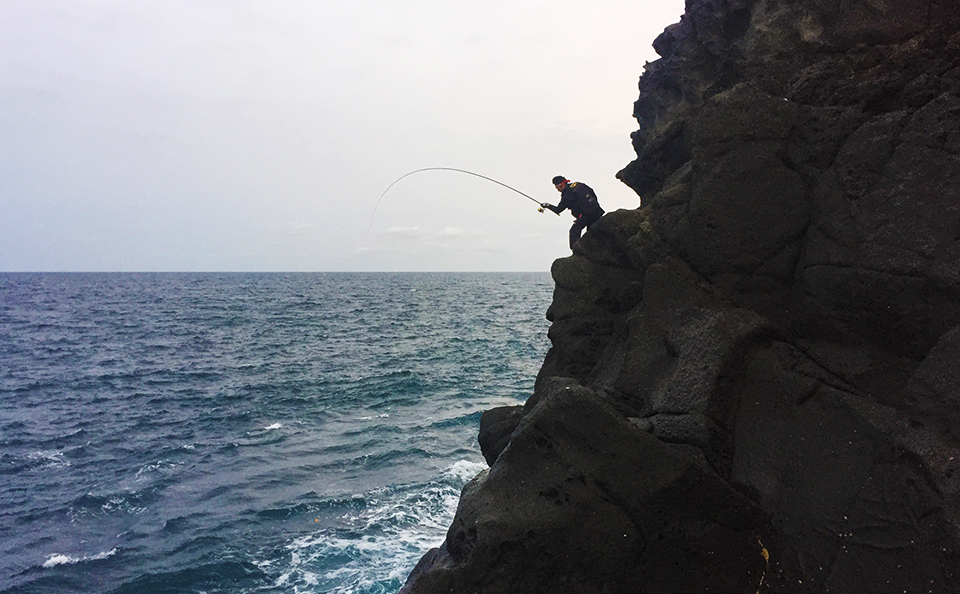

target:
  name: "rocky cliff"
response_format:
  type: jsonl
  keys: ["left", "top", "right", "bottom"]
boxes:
{"left": 402, "top": 1, "right": 960, "bottom": 592}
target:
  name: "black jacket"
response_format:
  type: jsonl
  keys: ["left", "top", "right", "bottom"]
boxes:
{"left": 546, "top": 182, "right": 603, "bottom": 219}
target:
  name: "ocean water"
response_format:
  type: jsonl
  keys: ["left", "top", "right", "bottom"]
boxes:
{"left": 0, "top": 272, "right": 553, "bottom": 594}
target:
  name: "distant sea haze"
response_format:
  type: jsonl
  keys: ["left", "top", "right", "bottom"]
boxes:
{"left": 0, "top": 272, "right": 552, "bottom": 594}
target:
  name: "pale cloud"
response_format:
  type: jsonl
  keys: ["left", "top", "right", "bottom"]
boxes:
{"left": 437, "top": 227, "right": 484, "bottom": 238}
{"left": 383, "top": 226, "right": 425, "bottom": 237}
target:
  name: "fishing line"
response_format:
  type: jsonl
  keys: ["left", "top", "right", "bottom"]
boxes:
{"left": 369, "top": 167, "right": 556, "bottom": 231}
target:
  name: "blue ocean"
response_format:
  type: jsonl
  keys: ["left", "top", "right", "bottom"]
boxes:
{"left": 0, "top": 272, "right": 553, "bottom": 594}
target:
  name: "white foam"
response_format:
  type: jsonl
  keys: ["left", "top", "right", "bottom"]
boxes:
{"left": 42, "top": 548, "right": 117, "bottom": 568}
{"left": 262, "top": 460, "right": 482, "bottom": 593}
{"left": 42, "top": 554, "right": 79, "bottom": 568}
{"left": 445, "top": 459, "right": 486, "bottom": 483}
{"left": 29, "top": 450, "right": 70, "bottom": 469}
{"left": 135, "top": 459, "right": 181, "bottom": 481}
{"left": 264, "top": 423, "right": 283, "bottom": 431}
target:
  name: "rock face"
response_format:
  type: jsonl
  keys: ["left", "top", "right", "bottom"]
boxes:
{"left": 401, "top": 1, "right": 960, "bottom": 592}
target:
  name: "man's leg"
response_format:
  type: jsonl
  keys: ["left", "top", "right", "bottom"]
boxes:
{"left": 584, "top": 210, "right": 603, "bottom": 231}
{"left": 569, "top": 219, "right": 587, "bottom": 249}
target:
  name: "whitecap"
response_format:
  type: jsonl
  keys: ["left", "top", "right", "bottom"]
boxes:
{"left": 255, "top": 457, "right": 485, "bottom": 593}
{"left": 28, "top": 450, "right": 70, "bottom": 470}
{"left": 264, "top": 423, "right": 283, "bottom": 431}
{"left": 264, "top": 462, "right": 480, "bottom": 592}
{"left": 445, "top": 459, "right": 486, "bottom": 483}
{"left": 134, "top": 459, "right": 181, "bottom": 481}
{"left": 42, "top": 548, "right": 117, "bottom": 569}
{"left": 42, "top": 554, "right": 78, "bottom": 568}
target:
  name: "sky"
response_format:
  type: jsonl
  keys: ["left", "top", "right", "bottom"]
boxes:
{"left": 1, "top": 0, "right": 686, "bottom": 272}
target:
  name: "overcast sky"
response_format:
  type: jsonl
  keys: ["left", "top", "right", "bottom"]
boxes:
{"left": 1, "top": 0, "right": 685, "bottom": 272}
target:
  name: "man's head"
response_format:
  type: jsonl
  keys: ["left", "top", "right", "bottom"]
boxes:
{"left": 552, "top": 176, "right": 568, "bottom": 191}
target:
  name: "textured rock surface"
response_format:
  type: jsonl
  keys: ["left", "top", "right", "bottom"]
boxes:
{"left": 402, "top": 1, "right": 960, "bottom": 592}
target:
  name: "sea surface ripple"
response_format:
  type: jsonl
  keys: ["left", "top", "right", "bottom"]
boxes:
{"left": 0, "top": 272, "right": 552, "bottom": 594}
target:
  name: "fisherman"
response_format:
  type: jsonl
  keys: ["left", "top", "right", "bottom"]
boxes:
{"left": 540, "top": 176, "right": 605, "bottom": 249}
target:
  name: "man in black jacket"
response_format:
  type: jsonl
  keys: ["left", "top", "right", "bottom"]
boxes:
{"left": 541, "top": 175, "right": 605, "bottom": 249}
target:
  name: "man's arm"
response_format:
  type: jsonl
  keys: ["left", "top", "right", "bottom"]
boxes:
{"left": 542, "top": 191, "right": 571, "bottom": 214}
{"left": 540, "top": 202, "right": 564, "bottom": 214}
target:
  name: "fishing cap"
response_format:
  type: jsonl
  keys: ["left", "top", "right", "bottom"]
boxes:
{"left": 552, "top": 176, "right": 567, "bottom": 185}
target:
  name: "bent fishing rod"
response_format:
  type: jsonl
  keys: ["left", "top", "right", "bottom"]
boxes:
{"left": 369, "top": 167, "right": 557, "bottom": 230}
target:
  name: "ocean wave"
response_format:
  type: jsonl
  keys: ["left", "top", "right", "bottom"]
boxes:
{"left": 134, "top": 459, "right": 183, "bottom": 481}
{"left": 444, "top": 459, "right": 486, "bottom": 484}
{"left": 341, "top": 423, "right": 404, "bottom": 438}
{"left": 428, "top": 411, "right": 483, "bottom": 429}
{"left": 160, "top": 513, "right": 203, "bottom": 534}
{"left": 242, "top": 422, "right": 285, "bottom": 438}
{"left": 256, "top": 495, "right": 367, "bottom": 521}
{"left": 106, "top": 560, "right": 266, "bottom": 594}
{"left": 260, "top": 459, "right": 483, "bottom": 593}
{"left": 41, "top": 548, "right": 118, "bottom": 568}
{"left": 69, "top": 489, "right": 155, "bottom": 517}
{"left": 0, "top": 272, "right": 553, "bottom": 594}
{"left": 2, "top": 450, "right": 73, "bottom": 474}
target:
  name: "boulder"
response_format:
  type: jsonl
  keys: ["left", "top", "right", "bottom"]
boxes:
{"left": 401, "top": 380, "right": 765, "bottom": 594}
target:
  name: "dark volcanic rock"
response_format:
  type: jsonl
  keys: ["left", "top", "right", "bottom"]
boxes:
{"left": 403, "top": 1, "right": 960, "bottom": 593}
{"left": 403, "top": 380, "right": 765, "bottom": 594}
{"left": 477, "top": 405, "right": 524, "bottom": 467}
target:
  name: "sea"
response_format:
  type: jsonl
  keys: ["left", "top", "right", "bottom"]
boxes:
{"left": 0, "top": 272, "right": 554, "bottom": 594}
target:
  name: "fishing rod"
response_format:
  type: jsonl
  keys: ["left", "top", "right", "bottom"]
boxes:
{"left": 369, "top": 167, "right": 557, "bottom": 230}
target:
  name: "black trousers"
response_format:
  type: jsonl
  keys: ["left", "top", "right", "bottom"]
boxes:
{"left": 569, "top": 210, "right": 603, "bottom": 249}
